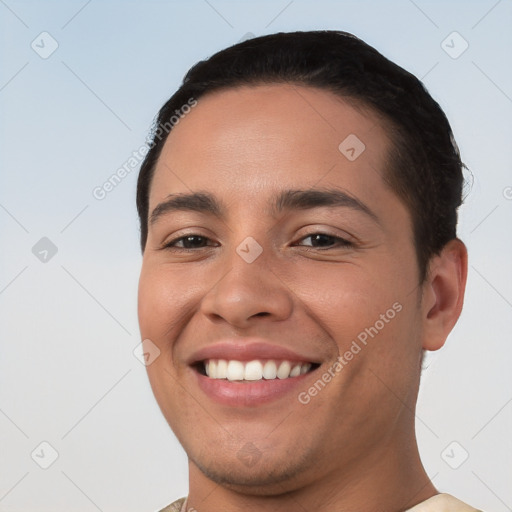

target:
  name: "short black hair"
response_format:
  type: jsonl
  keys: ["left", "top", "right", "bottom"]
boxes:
{"left": 136, "top": 30, "right": 465, "bottom": 283}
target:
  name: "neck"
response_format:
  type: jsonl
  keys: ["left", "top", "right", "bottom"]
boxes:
{"left": 186, "top": 427, "right": 437, "bottom": 512}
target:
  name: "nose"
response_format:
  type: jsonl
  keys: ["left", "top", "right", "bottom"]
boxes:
{"left": 200, "top": 245, "right": 294, "bottom": 329}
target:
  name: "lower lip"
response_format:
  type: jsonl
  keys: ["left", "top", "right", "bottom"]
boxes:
{"left": 193, "top": 368, "right": 315, "bottom": 407}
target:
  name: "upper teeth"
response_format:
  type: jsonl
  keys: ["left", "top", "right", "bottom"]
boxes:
{"left": 204, "top": 360, "right": 312, "bottom": 381}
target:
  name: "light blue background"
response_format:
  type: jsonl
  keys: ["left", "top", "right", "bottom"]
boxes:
{"left": 1, "top": 1, "right": 511, "bottom": 511}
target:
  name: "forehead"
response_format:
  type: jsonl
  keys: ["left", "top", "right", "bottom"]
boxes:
{"left": 150, "top": 84, "right": 394, "bottom": 212}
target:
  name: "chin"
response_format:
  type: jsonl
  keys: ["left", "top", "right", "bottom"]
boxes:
{"left": 190, "top": 448, "right": 314, "bottom": 494}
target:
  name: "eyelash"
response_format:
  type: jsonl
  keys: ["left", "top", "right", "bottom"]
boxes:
{"left": 161, "top": 232, "right": 354, "bottom": 251}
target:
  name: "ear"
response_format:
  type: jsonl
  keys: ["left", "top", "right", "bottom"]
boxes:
{"left": 420, "top": 238, "right": 468, "bottom": 351}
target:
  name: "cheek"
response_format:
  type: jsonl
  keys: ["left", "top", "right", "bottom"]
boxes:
{"left": 138, "top": 263, "right": 192, "bottom": 338}
{"left": 300, "top": 266, "right": 398, "bottom": 338}
{"left": 138, "top": 265, "right": 165, "bottom": 338}
{"left": 138, "top": 264, "right": 194, "bottom": 422}
{"left": 137, "top": 263, "right": 207, "bottom": 384}
{"left": 301, "top": 259, "right": 419, "bottom": 378}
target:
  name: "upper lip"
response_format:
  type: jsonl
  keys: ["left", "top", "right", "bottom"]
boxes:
{"left": 187, "top": 340, "right": 321, "bottom": 365}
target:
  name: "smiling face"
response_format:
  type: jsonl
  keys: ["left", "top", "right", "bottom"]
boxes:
{"left": 138, "top": 84, "right": 428, "bottom": 493}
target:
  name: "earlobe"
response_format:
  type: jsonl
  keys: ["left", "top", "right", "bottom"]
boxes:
{"left": 421, "top": 238, "right": 468, "bottom": 351}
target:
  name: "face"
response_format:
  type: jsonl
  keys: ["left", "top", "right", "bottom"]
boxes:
{"left": 138, "top": 84, "right": 426, "bottom": 493}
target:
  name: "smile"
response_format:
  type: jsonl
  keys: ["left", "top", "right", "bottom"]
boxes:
{"left": 188, "top": 340, "right": 322, "bottom": 406}
{"left": 203, "top": 359, "right": 315, "bottom": 381}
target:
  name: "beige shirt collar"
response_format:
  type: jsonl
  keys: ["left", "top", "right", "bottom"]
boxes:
{"left": 165, "top": 492, "right": 482, "bottom": 512}
{"left": 405, "top": 493, "right": 482, "bottom": 512}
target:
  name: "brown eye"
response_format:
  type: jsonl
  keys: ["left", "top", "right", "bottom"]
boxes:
{"left": 163, "top": 235, "right": 215, "bottom": 250}
{"left": 297, "top": 233, "right": 352, "bottom": 249}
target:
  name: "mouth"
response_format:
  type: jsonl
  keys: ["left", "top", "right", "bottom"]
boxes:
{"left": 187, "top": 341, "right": 323, "bottom": 406}
{"left": 192, "top": 358, "right": 321, "bottom": 406}
{"left": 195, "top": 359, "right": 320, "bottom": 381}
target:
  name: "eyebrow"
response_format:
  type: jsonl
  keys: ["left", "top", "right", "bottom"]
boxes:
{"left": 149, "top": 188, "right": 379, "bottom": 226}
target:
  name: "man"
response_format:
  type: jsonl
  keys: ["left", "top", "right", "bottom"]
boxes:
{"left": 136, "top": 31, "right": 481, "bottom": 511}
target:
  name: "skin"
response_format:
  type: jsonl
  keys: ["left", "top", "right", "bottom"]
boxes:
{"left": 138, "top": 84, "right": 468, "bottom": 512}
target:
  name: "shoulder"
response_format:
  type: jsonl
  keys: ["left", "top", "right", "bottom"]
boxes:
{"left": 156, "top": 497, "right": 187, "bottom": 512}
{"left": 405, "top": 493, "right": 484, "bottom": 512}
